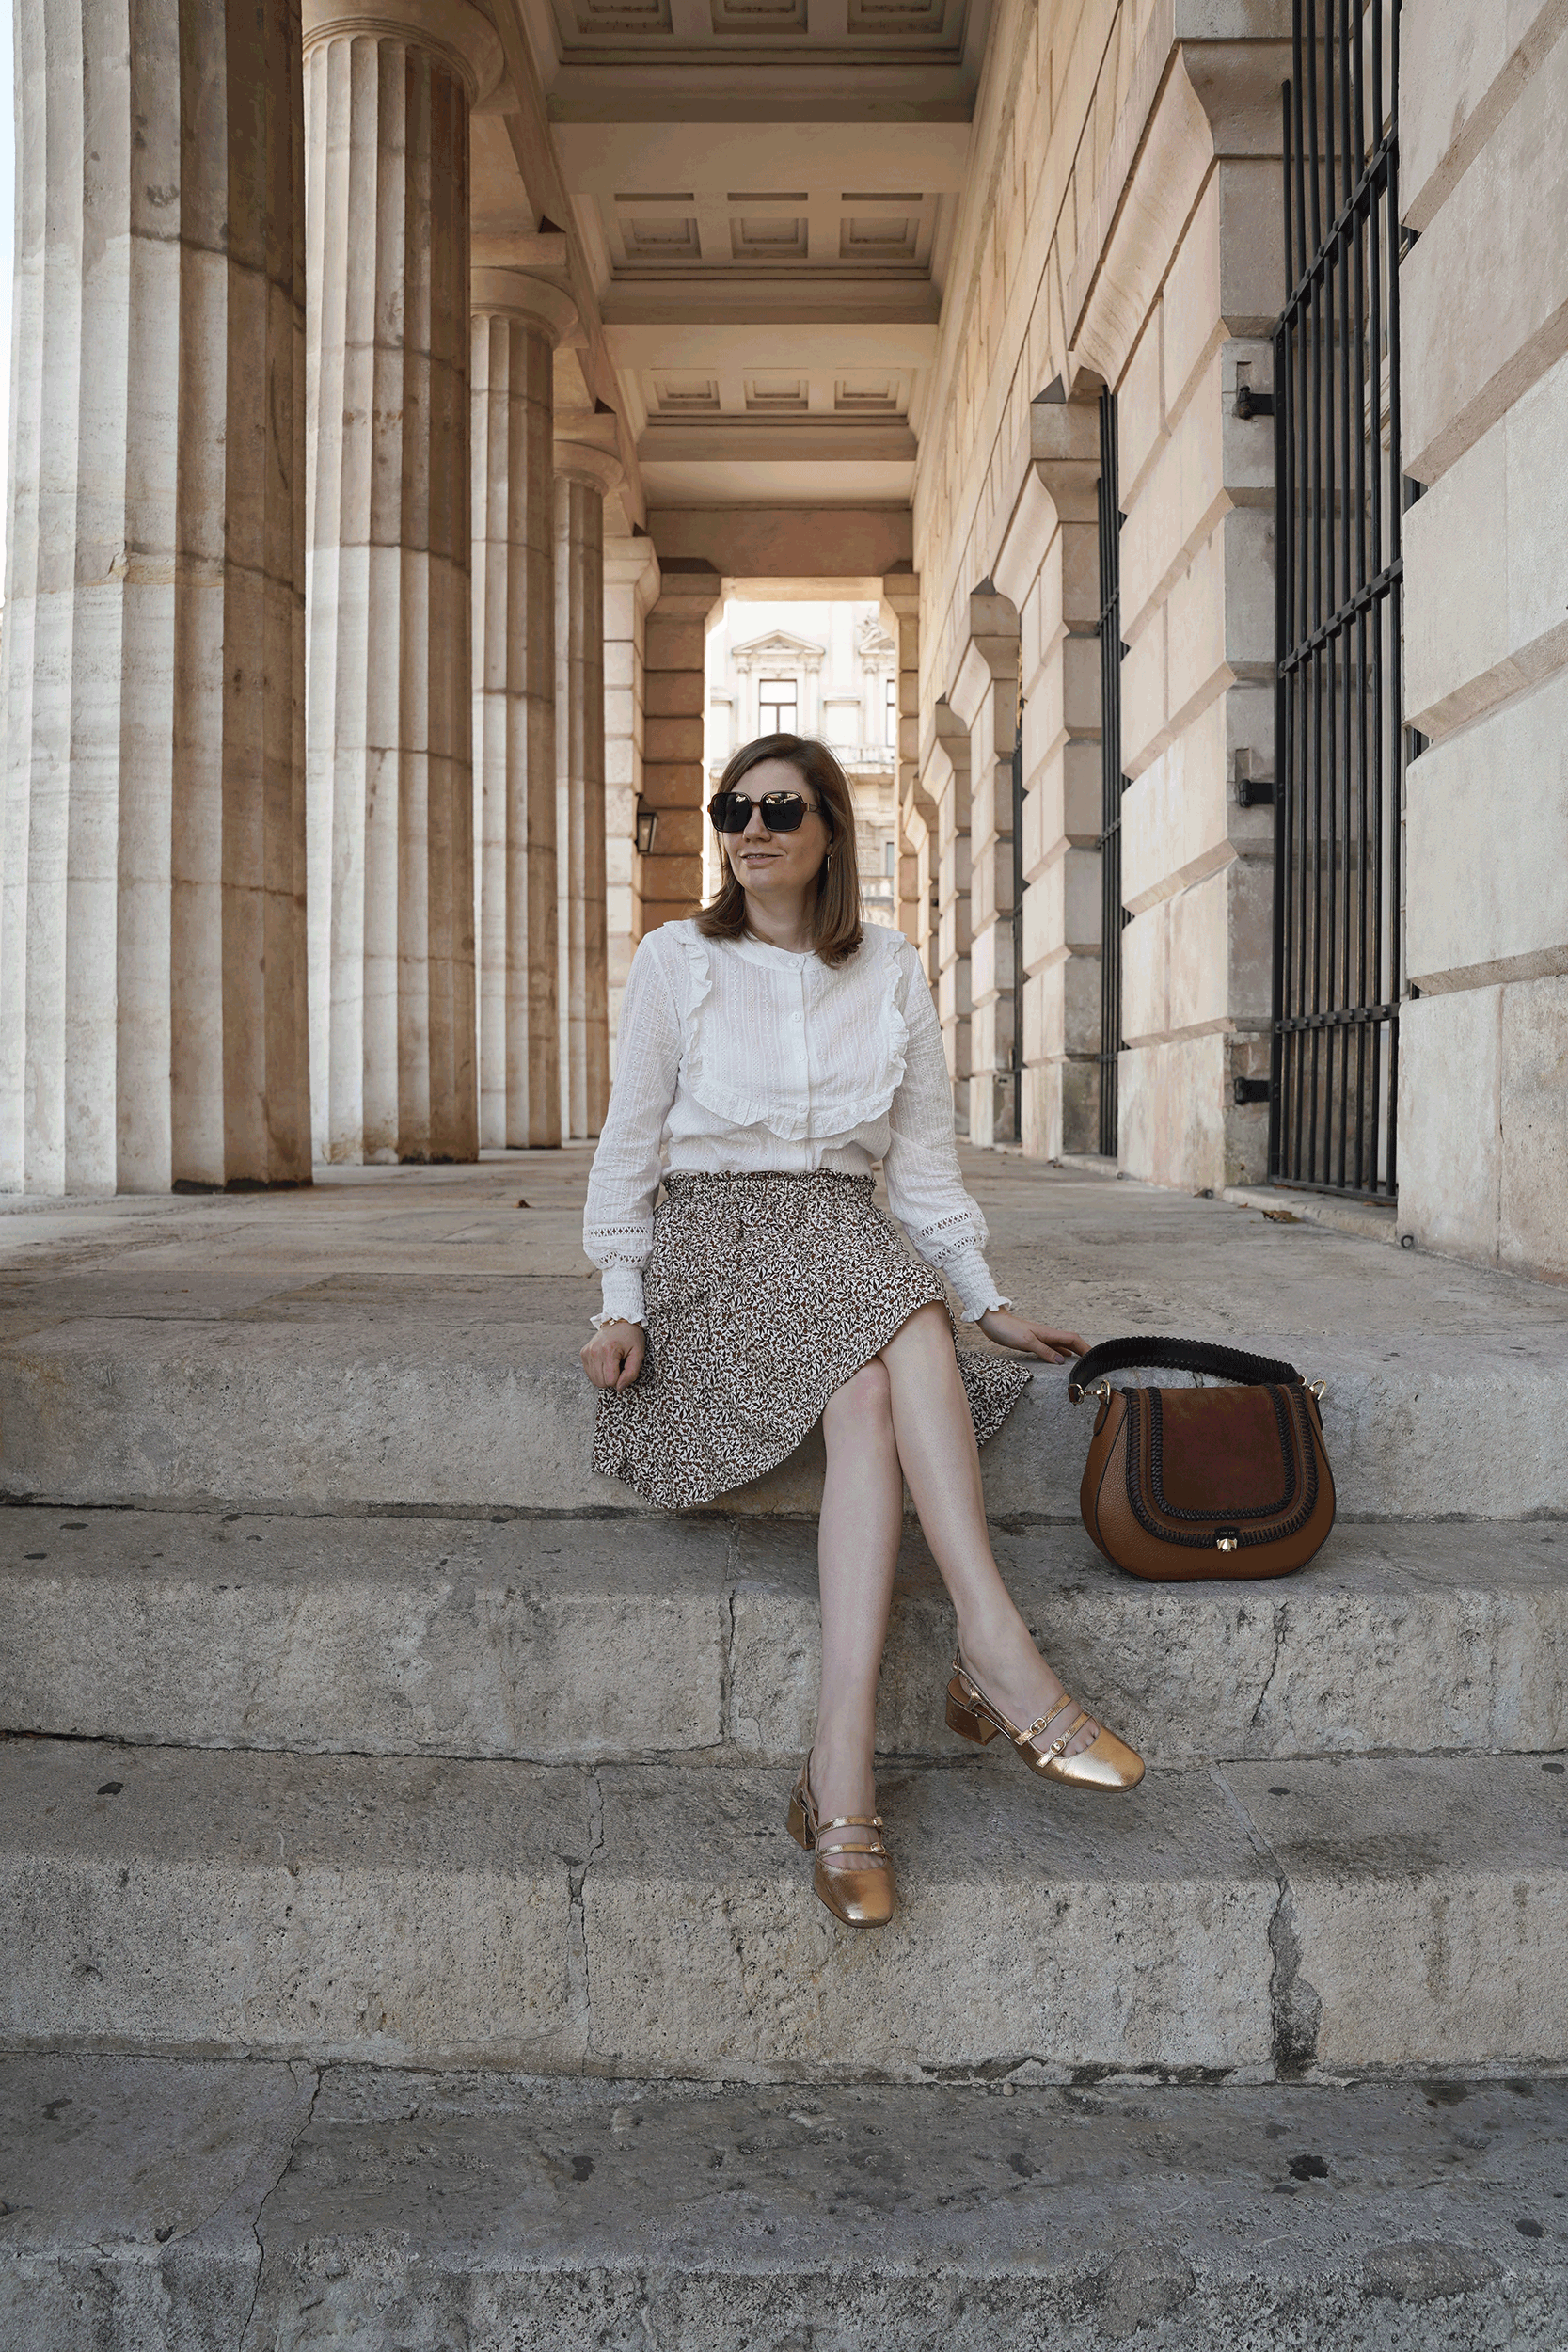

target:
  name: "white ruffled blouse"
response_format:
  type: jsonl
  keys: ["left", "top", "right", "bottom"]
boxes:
{"left": 583, "top": 918, "right": 1009, "bottom": 1328}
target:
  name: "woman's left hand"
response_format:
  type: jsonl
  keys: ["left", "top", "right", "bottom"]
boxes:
{"left": 975, "top": 1307, "right": 1088, "bottom": 1365}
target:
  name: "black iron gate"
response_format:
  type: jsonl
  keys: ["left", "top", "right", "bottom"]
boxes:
{"left": 1096, "top": 389, "right": 1126, "bottom": 1160}
{"left": 1011, "top": 711, "right": 1025, "bottom": 1142}
{"left": 1270, "top": 0, "right": 1405, "bottom": 1198}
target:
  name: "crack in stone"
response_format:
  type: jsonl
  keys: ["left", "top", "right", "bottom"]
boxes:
{"left": 1210, "top": 1767, "right": 1322, "bottom": 2081}
{"left": 1249, "top": 1601, "right": 1288, "bottom": 1728}
{"left": 719, "top": 1517, "right": 741, "bottom": 1753}
{"left": 567, "top": 1770, "right": 606, "bottom": 2065}
{"left": 239, "top": 2060, "right": 322, "bottom": 2352}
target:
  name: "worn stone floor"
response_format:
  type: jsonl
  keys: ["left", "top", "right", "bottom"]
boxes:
{"left": 3, "top": 1142, "right": 1566, "bottom": 1355}
{"left": 5, "top": 2056, "right": 1568, "bottom": 2350}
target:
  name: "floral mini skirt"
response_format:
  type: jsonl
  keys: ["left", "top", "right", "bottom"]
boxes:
{"left": 592, "top": 1168, "right": 1033, "bottom": 1510}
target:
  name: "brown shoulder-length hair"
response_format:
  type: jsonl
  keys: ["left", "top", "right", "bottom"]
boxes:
{"left": 696, "top": 733, "right": 863, "bottom": 968}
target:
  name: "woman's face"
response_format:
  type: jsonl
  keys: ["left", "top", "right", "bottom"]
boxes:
{"left": 721, "top": 758, "right": 832, "bottom": 902}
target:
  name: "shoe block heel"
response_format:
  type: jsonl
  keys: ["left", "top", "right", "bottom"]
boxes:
{"left": 945, "top": 1687, "right": 1001, "bottom": 1747}
{"left": 786, "top": 1787, "right": 814, "bottom": 1851}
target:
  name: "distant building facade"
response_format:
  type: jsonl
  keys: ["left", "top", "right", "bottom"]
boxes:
{"left": 704, "top": 601, "right": 901, "bottom": 932}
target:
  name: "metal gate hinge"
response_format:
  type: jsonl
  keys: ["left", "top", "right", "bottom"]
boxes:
{"left": 1234, "top": 1076, "right": 1273, "bottom": 1106}
{"left": 1235, "top": 385, "right": 1275, "bottom": 420}
{"left": 1236, "top": 773, "right": 1275, "bottom": 807}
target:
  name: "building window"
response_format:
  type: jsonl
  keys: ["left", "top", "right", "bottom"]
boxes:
{"left": 758, "top": 676, "right": 798, "bottom": 735}
{"left": 885, "top": 673, "right": 897, "bottom": 748}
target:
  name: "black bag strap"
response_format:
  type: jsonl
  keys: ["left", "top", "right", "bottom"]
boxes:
{"left": 1067, "top": 1334, "right": 1303, "bottom": 1402}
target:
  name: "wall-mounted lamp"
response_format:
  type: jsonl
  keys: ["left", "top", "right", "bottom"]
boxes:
{"left": 635, "top": 800, "right": 658, "bottom": 858}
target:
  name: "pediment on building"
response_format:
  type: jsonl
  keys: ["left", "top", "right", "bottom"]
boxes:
{"left": 732, "top": 628, "right": 825, "bottom": 667}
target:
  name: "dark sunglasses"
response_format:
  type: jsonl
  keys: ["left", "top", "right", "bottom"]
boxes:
{"left": 707, "top": 789, "right": 821, "bottom": 834}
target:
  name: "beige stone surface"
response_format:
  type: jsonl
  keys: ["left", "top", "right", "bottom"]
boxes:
{"left": 1119, "top": 1031, "right": 1271, "bottom": 1195}
{"left": 1231, "top": 1757, "right": 1568, "bottom": 2070}
{"left": 1, "top": 0, "right": 309, "bottom": 1196}
{"left": 1402, "top": 25, "right": 1568, "bottom": 484}
{"left": 12, "top": 2059, "right": 1568, "bottom": 2350}
{"left": 1396, "top": 989, "right": 1504, "bottom": 1268}
{"left": 583, "top": 1761, "right": 1276, "bottom": 2081}
{"left": 1404, "top": 664, "right": 1568, "bottom": 991}
{"left": 7, "top": 1738, "right": 1564, "bottom": 2080}
{"left": 722, "top": 1519, "right": 1568, "bottom": 1770}
{"left": 471, "top": 277, "right": 574, "bottom": 1151}
{"left": 304, "top": 26, "right": 477, "bottom": 1166}
{"left": 1402, "top": 0, "right": 1568, "bottom": 233}
{"left": 0, "top": 1737, "right": 587, "bottom": 2066}
{"left": 1404, "top": 346, "right": 1568, "bottom": 741}
{"left": 639, "top": 570, "right": 721, "bottom": 927}
{"left": 555, "top": 450, "right": 616, "bottom": 1140}
{"left": 1499, "top": 974, "right": 1568, "bottom": 1281}
{"left": 3, "top": 1149, "right": 1567, "bottom": 1521}
{"left": 604, "top": 536, "right": 659, "bottom": 1054}
{"left": 0, "top": 1509, "right": 733, "bottom": 1762}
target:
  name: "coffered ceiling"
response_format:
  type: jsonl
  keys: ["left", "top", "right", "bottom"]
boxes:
{"left": 499, "top": 0, "right": 991, "bottom": 509}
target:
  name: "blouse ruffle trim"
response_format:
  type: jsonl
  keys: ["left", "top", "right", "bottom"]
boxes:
{"left": 673, "top": 921, "right": 911, "bottom": 1143}
{"left": 592, "top": 1263, "right": 648, "bottom": 1328}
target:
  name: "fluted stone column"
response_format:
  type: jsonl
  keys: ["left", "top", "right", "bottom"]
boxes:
{"left": 469, "top": 272, "right": 577, "bottom": 1151}
{"left": 603, "top": 532, "right": 661, "bottom": 1064}
{"left": 304, "top": 0, "right": 500, "bottom": 1164}
{"left": 0, "top": 0, "right": 309, "bottom": 1194}
{"left": 555, "top": 445, "right": 622, "bottom": 1140}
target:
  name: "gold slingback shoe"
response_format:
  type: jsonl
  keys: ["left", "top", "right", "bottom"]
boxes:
{"left": 786, "top": 1756, "right": 896, "bottom": 1929}
{"left": 945, "top": 1653, "right": 1145, "bottom": 1791}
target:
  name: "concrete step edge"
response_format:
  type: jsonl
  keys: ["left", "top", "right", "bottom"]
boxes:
{"left": 3, "top": 1326, "right": 1568, "bottom": 1518}
{"left": 5, "top": 2054, "right": 1563, "bottom": 2351}
{"left": 4, "top": 1738, "right": 1567, "bottom": 2082}
{"left": 3, "top": 1508, "right": 1563, "bottom": 1769}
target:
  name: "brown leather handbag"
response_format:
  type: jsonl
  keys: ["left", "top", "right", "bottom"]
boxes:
{"left": 1069, "top": 1338, "right": 1334, "bottom": 1581}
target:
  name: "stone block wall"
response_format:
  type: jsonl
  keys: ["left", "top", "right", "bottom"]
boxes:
{"left": 913, "top": 0, "right": 1290, "bottom": 1184}
{"left": 638, "top": 566, "right": 721, "bottom": 933}
{"left": 950, "top": 591, "right": 1022, "bottom": 1145}
{"left": 1397, "top": 1, "right": 1568, "bottom": 1279}
{"left": 924, "top": 710, "right": 973, "bottom": 1123}
{"left": 996, "top": 404, "right": 1102, "bottom": 1161}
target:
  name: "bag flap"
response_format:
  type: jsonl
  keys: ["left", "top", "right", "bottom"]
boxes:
{"left": 1146, "top": 1385, "right": 1300, "bottom": 1520}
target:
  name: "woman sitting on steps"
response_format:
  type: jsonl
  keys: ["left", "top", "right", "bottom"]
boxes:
{"left": 580, "top": 732, "right": 1143, "bottom": 1931}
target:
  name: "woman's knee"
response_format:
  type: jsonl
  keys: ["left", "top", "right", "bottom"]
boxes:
{"left": 823, "top": 1355, "right": 894, "bottom": 1444}
{"left": 882, "top": 1299, "right": 952, "bottom": 1359}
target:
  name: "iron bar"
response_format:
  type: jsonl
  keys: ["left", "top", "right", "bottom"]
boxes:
{"left": 1270, "top": 0, "right": 1403, "bottom": 1200}
{"left": 1011, "top": 708, "right": 1025, "bottom": 1144}
{"left": 1096, "top": 389, "right": 1125, "bottom": 1161}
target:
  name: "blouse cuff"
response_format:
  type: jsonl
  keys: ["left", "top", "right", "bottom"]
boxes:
{"left": 943, "top": 1243, "right": 1010, "bottom": 1323}
{"left": 592, "top": 1265, "right": 647, "bottom": 1330}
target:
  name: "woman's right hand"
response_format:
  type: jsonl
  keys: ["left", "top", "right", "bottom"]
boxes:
{"left": 581, "top": 1320, "right": 646, "bottom": 1391}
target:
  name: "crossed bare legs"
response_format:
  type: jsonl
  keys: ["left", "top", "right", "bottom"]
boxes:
{"left": 810, "top": 1301, "right": 1102, "bottom": 1877}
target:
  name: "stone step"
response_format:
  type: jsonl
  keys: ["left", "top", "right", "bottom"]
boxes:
{"left": 5, "top": 1736, "right": 1567, "bottom": 2081}
{"left": 4, "top": 2055, "right": 1564, "bottom": 2352}
{"left": 3, "top": 1308, "right": 1567, "bottom": 1520}
{"left": 3, "top": 1507, "right": 1562, "bottom": 1769}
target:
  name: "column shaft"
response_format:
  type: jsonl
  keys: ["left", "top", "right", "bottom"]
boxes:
{"left": 603, "top": 536, "right": 660, "bottom": 1065}
{"left": 469, "top": 279, "right": 572, "bottom": 1149}
{"left": 554, "top": 471, "right": 607, "bottom": 1138}
{"left": 1, "top": 0, "right": 309, "bottom": 1194}
{"left": 305, "top": 28, "right": 476, "bottom": 1164}
{"left": 554, "top": 447, "right": 620, "bottom": 1139}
